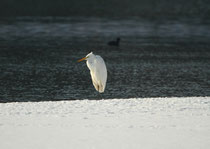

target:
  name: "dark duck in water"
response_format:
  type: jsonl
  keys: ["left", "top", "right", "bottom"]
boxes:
{"left": 108, "top": 38, "right": 120, "bottom": 47}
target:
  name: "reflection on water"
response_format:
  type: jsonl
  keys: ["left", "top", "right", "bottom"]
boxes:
{"left": 0, "top": 17, "right": 210, "bottom": 102}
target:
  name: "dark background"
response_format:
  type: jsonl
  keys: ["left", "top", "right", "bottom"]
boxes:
{"left": 0, "top": 0, "right": 210, "bottom": 18}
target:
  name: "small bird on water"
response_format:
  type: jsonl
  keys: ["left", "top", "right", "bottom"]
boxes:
{"left": 108, "top": 38, "right": 120, "bottom": 47}
{"left": 78, "top": 52, "right": 107, "bottom": 93}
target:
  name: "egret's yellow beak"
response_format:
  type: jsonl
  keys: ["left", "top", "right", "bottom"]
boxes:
{"left": 77, "top": 57, "right": 87, "bottom": 62}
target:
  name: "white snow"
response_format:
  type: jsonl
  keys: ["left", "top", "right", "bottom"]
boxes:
{"left": 0, "top": 97, "right": 210, "bottom": 149}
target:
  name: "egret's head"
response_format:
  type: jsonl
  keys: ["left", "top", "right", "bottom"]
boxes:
{"left": 77, "top": 52, "right": 94, "bottom": 62}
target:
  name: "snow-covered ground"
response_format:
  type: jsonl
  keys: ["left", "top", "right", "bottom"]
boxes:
{"left": 0, "top": 97, "right": 210, "bottom": 149}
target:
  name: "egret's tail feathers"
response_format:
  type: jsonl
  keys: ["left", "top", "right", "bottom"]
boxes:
{"left": 93, "top": 81, "right": 105, "bottom": 93}
{"left": 98, "top": 86, "right": 104, "bottom": 93}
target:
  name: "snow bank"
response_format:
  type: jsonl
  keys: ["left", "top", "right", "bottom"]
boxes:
{"left": 0, "top": 97, "right": 210, "bottom": 149}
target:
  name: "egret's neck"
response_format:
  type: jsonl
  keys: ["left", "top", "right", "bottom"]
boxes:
{"left": 86, "top": 58, "right": 94, "bottom": 71}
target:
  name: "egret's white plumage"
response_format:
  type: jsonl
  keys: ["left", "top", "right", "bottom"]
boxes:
{"left": 78, "top": 52, "right": 107, "bottom": 93}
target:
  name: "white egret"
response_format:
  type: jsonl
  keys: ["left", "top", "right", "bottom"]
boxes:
{"left": 78, "top": 52, "right": 107, "bottom": 93}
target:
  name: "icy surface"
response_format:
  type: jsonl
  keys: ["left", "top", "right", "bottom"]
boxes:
{"left": 0, "top": 97, "right": 210, "bottom": 149}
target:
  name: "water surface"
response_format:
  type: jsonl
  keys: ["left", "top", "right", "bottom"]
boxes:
{"left": 0, "top": 17, "right": 210, "bottom": 102}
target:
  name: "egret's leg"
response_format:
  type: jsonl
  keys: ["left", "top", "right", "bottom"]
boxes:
{"left": 97, "top": 92, "right": 103, "bottom": 100}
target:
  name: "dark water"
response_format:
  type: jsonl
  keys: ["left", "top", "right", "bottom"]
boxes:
{"left": 0, "top": 17, "right": 210, "bottom": 102}
{"left": 1, "top": 0, "right": 210, "bottom": 18}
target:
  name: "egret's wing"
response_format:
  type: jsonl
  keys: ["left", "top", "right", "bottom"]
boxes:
{"left": 93, "top": 55, "right": 107, "bottom": 92}
{"left": 90, "top": 71, "right": 101, "bottom": 92}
